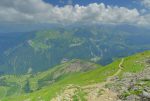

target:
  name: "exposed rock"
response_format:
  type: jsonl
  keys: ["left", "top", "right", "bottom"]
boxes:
{"left": 125, "top": 95, "right": 140, "bottom": 101}
{"left": 146, "top": 59, "right": 150, "bottom": 64}
{"left": 108, "top": 64, "right": 150, "bottom": 101}
{"left": 141, "top": 91, "right": 150, "bottom": 99}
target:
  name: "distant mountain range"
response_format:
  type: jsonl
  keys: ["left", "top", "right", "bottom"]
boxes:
{"left": 0, "top": 25, "right": 150, "bottom": 74}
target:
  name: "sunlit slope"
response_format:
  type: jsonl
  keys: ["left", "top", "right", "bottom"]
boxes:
{"left": 0, "top": 59, "right": 100, "bottom": 100}
{"left": 2, "top": 51, "right": 150, "bottom": 101}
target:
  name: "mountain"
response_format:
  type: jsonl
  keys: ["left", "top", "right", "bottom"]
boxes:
{"left": 0, "top": 59, "right": 100, "bottom": 100}
{"left": 0, "top": 25, "right": 150, "bottom": 74}
{"left": 0, "top": 51, "right": 150, "bottom": 101}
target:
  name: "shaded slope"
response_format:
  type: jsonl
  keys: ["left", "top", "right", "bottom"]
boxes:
{"left": 1, "top": 26, "right": 150, "bottom": 74}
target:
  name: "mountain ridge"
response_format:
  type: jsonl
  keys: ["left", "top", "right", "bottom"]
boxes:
{"left": 1, "top": 26, "right": 150, "bottom": 74}
{"left": 0, "top": 51, "right": 150, "bottom": 101}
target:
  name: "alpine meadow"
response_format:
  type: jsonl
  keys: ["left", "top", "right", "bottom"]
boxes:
{"left": 0, "top": 0, "right": 150, "bottom": 101}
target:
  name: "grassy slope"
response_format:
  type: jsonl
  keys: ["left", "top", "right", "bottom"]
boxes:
{"left": 120, "top": 51, "right": 150, "bottom": 74}
{"left": 1, "top": 51, "right": 150, "bottom": 101}
{"left": 0, "top": 59, "right": 101, "bottom": 101}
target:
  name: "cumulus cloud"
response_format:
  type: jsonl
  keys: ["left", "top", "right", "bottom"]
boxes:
{"left": 142, "top": 0, "right": 150, "bottom": 8}
{"left": 0, "top": 0, "right": 149, "bottom": 26}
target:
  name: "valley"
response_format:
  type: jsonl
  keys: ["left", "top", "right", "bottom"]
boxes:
{"left": 0, "top": 0, "right": 150, "bottom": 101}
{"left": 1, "top": 26, "right": 150, "bottom": 74}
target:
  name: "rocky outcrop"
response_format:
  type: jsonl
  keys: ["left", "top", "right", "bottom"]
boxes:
{"left": 107, "top": 59, "right": 150, "bottom": 101}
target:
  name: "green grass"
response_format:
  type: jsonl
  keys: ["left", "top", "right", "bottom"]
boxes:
{"left": 73, "top": 88, "right": 87, "bottom": 101}
{"left": 1, "top": 51, "right": 150, "bottom": 101}
{"left": 2, "top": 59, "right": 121, "bottom": 101}
{"left": 0, "top": 86, "right": 9, "bottom": 98}
{"left": 29, "top": 30, "right": 83, "bottom": 51}
{"left": 119, "top": 51, "right": 150, "bottom": 77}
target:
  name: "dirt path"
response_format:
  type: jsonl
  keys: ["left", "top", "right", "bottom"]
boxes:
{"left": 51, "top": 58, "right": 125, "bottom": 101}
{"left": 83, "top": 58, "right": 124, "bottom": 89}
{"left": 107, "top": 58, "right": 124, "bottom": 82}
{"left": 85, "top": 58, "right": 124, "bottom": 101}
{"left": 114, "top": 58, "right": 124, "bottom": 76}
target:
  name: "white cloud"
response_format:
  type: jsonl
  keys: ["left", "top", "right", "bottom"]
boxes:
{"left": 142, "top": 0, "right": 150, "bottom": 8}
{"left": 0, "top": 0, "right": 149, "bottom": 26}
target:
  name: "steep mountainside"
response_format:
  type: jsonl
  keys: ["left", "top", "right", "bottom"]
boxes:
{"left": 0, "top": 25, "right": 150, "bottom": 74}
{"left": 0, "top": 51, "right": 150, "bottom": 101}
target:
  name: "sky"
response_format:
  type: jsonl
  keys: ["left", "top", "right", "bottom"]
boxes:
{"left": 0, "top": 0, "right": 150, "bottom": 26}
{"left": 44, "top": 0, "right": 138, "bottom": 7}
